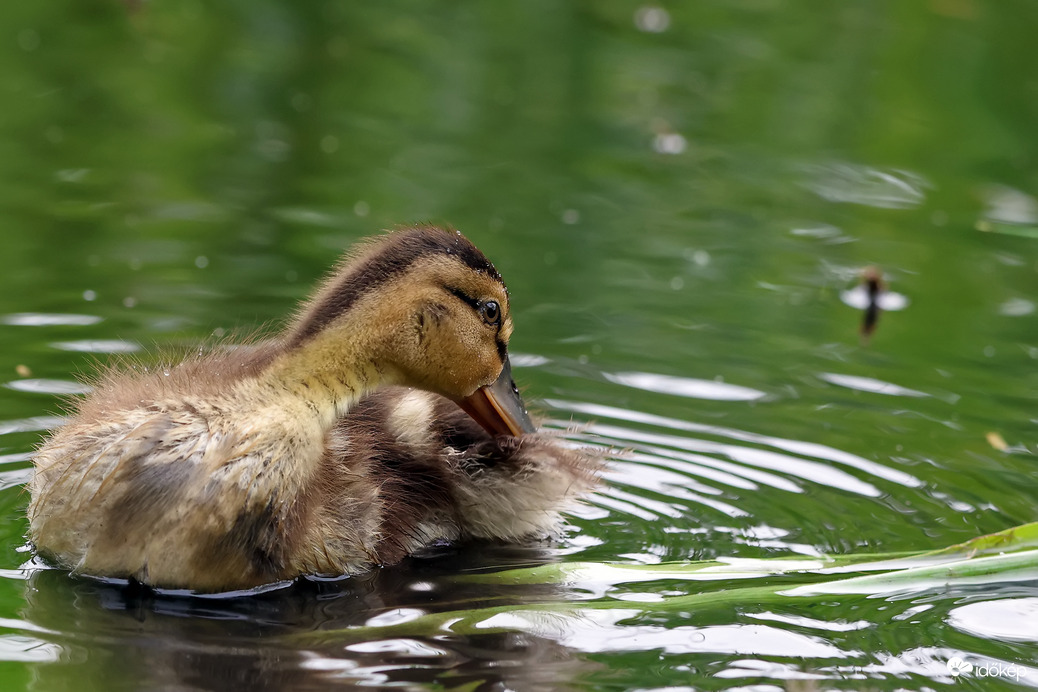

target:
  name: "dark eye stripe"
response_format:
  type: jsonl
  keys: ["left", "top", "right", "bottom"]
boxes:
{"left": 288, "top": 226, "right": 504, "bottom": 348}
{"left": 445, "top": 286, "right": 502, "bottom": 332}
{"left": 445, "top": 286, "right": 480, "bottom": 311}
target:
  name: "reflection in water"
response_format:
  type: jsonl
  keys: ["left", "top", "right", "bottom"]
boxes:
{"left": 839, "top": 266, "right": 910, "bottom": 343}
{"left": 839, "top": 280, "right": 909, "bottom": 313}
{"left": 19, "top": 547, "right": 600, "bottom": 691}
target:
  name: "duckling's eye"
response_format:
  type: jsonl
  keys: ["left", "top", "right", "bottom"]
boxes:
{"left": 480, "top": 300, "right": 501, "bottom": 326}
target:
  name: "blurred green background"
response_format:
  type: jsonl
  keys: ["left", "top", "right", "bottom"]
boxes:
{"left": 0, "top": 1, "right": 1036, "bottom": 689}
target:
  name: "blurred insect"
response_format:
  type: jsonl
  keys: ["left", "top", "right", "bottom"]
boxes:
{"left": 840, "top": 266, "right": 909, "bottom": 343}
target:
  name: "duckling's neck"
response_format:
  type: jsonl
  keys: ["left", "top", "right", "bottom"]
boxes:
{"left": 259, "top": 330, "right": 395, "bottom": 428}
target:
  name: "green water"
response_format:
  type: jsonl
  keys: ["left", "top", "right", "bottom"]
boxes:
{"left": 2, "top": 1, "right": 1037, "bottom": 689}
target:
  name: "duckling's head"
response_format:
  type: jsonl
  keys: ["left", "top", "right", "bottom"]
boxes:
{"left": 285, "top": 225, "right": 534, "bottom": 436}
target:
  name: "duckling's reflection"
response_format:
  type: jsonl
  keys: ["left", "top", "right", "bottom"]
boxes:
{"left": 23, "top": 543, "right": 599, "bottom": 691}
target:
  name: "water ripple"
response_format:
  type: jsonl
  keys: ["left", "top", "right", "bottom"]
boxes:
{"left": 604, "top": 371, "right": 766, "bottom": 401}
{"left": 0, "top": 468, "right": 32, "bottom": 492}
{"left": 0, "top": 416, "right": 64, "bottom": 436}
{"left": 5, "top": 379, "right": 93, "bottom": 395}
{"left": 947, "top": 598, "right": 1038, "bottom": 642}
{"left": 476, "top": 609, "right": 856, "bottom": 658}
{"left": 588, "top": 422, "right": 881, "bottom": 497}
{"left": 645, "top": 448, "right": 803, "bottom": 493}
{"left": 0, "top": 635, "right": 62, "bottom": 663}
{"left": 802, "top": 162, "right": 929, "bottom": 209}
{"left": 50, "top": 339, "right": 140, "bottom": 353}
{"left": 821, "top": 373, "right": 928, "bottom": 398}
{"left": 0, "top": 313, "right": 102, "bottom": 327}
{"left": 551, "top": 399, "right": 922, "bottom": 488}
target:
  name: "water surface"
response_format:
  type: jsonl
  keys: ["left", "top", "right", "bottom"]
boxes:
{"left": 1, "top": 1, "right": 1037, "bottom": 690}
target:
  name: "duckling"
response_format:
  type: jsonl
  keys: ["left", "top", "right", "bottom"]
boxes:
{"left": 28, "top": 226, "right": 600, "bottom": 592}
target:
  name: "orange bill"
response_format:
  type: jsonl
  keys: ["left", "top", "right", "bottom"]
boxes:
{"left": 457, "top": 355, "right": 536, "bottom": 437}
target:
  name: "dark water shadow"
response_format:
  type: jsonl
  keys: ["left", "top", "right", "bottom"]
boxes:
{"left": 19, "top": 543, "right": 601, "bottom": 691}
